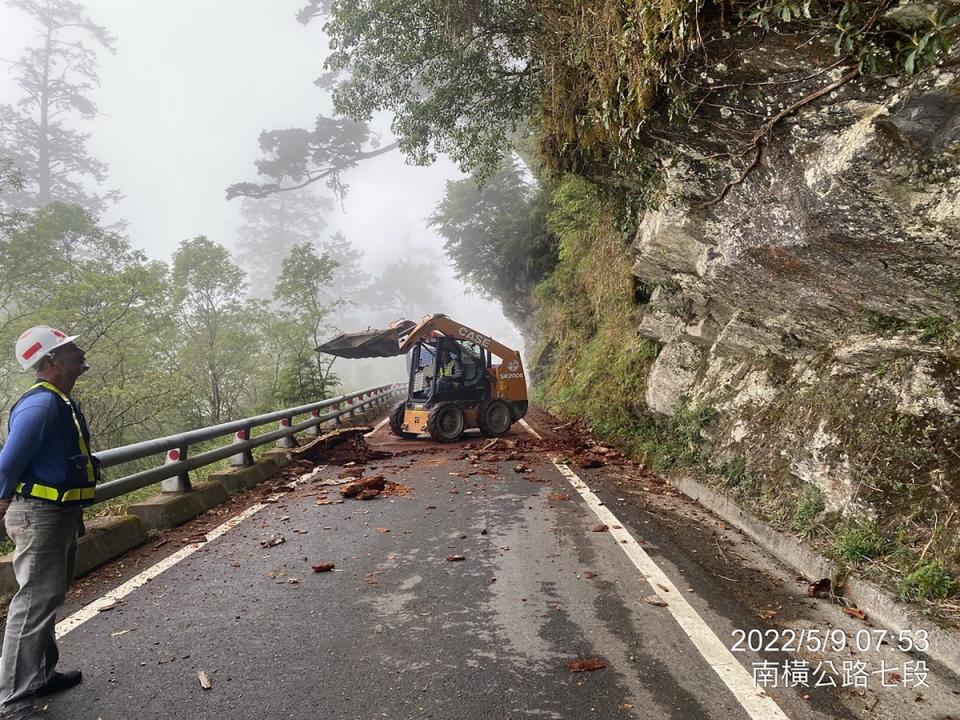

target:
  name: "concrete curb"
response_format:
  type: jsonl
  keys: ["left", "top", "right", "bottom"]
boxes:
{"left": 671, "top": 474, "right": 960, "bottom": 677}
{"left": 208, "top": 460, "right": 280, "bottom": 495}
{"left": 127, "top": 480, "right": 230, "bottom": 530}
{"left": 75, "top": 515, "right": 148, "bottom": 577}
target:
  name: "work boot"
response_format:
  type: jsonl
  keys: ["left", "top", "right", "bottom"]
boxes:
{"left": 0, "top": 705, "right": 43, "bottom": 720}
{"left": 34, "top": 669, "right": 83, "bottom": 697}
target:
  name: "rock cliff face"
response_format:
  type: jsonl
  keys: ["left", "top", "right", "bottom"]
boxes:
{"left": 630, "top": 36, "right": 959, "bottom": 519}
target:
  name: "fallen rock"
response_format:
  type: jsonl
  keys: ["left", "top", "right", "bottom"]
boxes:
{"left": 568, "top": 658, "right": 606, "bottom": 672}
{"left": 340, "top": 475, "right": 386, "bottom": 498}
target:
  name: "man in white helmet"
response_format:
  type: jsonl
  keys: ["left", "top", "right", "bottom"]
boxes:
{"left": 0, "top": 325, "right": 97, "bottom": 719}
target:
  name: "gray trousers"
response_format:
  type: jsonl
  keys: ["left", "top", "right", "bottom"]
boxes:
{"left": 0, "top": 497, "right": 81, "bottom": 711}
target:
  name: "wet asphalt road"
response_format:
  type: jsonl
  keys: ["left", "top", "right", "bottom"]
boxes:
{"left": 37, "top": 421, "right": 857, "bottom": 720}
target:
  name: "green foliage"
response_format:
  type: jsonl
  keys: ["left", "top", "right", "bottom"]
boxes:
{"left": 430, "top": 157, "right": 557, "bottom": 316}
{"left": 539, "top": 0, "right": 699, "bottom": 175}
{"left": 898, "top": 560, "right": 955, "bottom": 601}
{"left": 171, "top": 237, "right": 258, "bottom": 425}
{"left": 916, "top": 315, "right": 954, "bottom": 343}
{"left": 270, "top": 241, "right": 341, "bottom": 405}
{"left": 861, "top": 309, "right": 907, "bottom": 335}
{"left": 0, "top": 202, "right": 189, "bottom": 448}
{"left": 717, "top": 454, "right": 761, "bottom": 493}
{"left": 740, "top": 0, "right": 811, "bottom": 29}
{"left": 320, "top": 0, "right": 539, "bottom": 179}
{"left": 833, "top": 519, "right": 887, "bottom": 564}
{"left": 531, "top": 173, "right": 716, "bottom": 472}
{"left": 791, "top": 485, "right": 825, "bottom": 537}
{"left": 743, "top": 0, "right": 959, "bottom": 76}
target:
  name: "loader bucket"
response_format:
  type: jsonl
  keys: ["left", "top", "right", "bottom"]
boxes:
{"left": 316, "top": 322, "right": 415, "bottom": 358}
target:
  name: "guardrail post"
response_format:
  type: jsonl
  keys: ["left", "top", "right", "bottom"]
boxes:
{"left": 334, "top": 401, "right": 343, "bottom": 426}
{"left": 276, "top": 417, "right": 297, "bottom": 448}
{"left": 306, "top": 409, "right": 321, "bottom": 437}
{"left": 230, "top": 429, "right": 254, "bottom": 467}
{"left": 161, "top": 446, "right": 191, "bottom": 492}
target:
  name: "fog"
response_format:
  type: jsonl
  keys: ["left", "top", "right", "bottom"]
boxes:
{"left": 0, "top": 0, "right": 523, "bottom": 388}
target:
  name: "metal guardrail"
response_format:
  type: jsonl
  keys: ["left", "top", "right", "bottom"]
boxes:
{"left": 94, "top": 383, "right": 403, "bottom": 503}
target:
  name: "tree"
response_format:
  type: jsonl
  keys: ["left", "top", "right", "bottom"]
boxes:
{"left": 317, "top": 231, "right": 369, "bottom": 326}
{"left": 365, "top": 258, "right": 443, "bottom": 320}
{"left": 315, "top": 0, "right": 540, "bottom": 179}
{"left": 233, "top": 188, "right": 333, "bottom": 298}
{"left": 0, "top": 0, "right": 116, "bottom": 214}
{"left": 429, "top": 157, "right": 556, "bottom": 323}
{"left": 226, "top": 116, "right": 397, "bottom": 200}
{"left": 171, "top": 237, "right": 258, "bottom": 425}
{"left": 271, "top": 241, "right": 340, "bottom": 404}
{"left": 0, "top": 201, "right": 185, "bottom": 446}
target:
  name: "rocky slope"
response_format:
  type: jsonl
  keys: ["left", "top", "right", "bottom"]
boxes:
{"left": 630, "top": 28, "right": 959, "bottom": 543}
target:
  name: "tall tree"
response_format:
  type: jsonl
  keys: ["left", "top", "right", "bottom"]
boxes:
{"left": 365, "top": 258, "right": 443, "bottom": 320}
{"left": 317, "top": 230, "right": 369, "bottom": 326}
{"left": 226, "top": 116, "right": 397, "bottom": 200}
{"left": 0, "top": 0, "right": 116, "bottom": 214}
{"left": 429, "top": 157, "right": 556, "bottom": 323}
{"left": 233, "top": 188, "right": 333, "bottom": 298}
{"left": 171, "top": 236, "right": 257, "bottom": 425}
{"left": 271, "top": 241, "right": 340, "bottom": 404}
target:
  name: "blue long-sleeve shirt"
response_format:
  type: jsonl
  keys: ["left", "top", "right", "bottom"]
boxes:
{"left": 0, "top": 390, "right": 83, "bottom": 499}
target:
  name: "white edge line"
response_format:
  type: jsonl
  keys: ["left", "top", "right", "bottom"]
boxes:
{"left": 55, "top": 503, "right": 266, "bottom": 639}
{"left": 365, "top": 415, "right": 391, "bottom": 437}
{"left": 521, "top": 419, "right": 789, "bottom": 720}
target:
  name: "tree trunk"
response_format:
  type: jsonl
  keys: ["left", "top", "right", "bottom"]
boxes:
{"left": 37, "top": 27, "right": 53, "bottom": 206}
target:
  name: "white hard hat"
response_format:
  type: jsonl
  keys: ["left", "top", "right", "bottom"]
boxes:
{"left": 15, "top": 325, "right": 79, "bottom": 371}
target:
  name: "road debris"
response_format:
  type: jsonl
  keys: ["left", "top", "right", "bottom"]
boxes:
{"left": 260, "top": 534, "right": 286, "bottom": 548}
{"left": 340, "top": 475, "right": 386, "bottom": 499}
{"left": 807, "top": 578, "right": 831, "bottom": 598}
{"left": 312, "top": 563, "right": 335, "bottom": 573}
{"left": 289, "top": 427, "right": 372, "bottom": 463}
{"left": 548, "top": 493, "right": 571, "bottom": 502}
{"left": 842, "top": 607, "right": 866, "bottom": 620}
{"left": 198, "top": 671, "right": 213, "bottom": 690}
{"left": 568, "top": 658, "right": 606, "bottom": 672}
{"left": 446, "top": 555, "right": 466, "bottom": 562}
{"left": 513, "top": 464, "right": 530, "bottom": 474}
{"left": 642, "top": 595, "right": 668, "bottom": 607}
{"left": 590, "top": 524, "right": 608, "bottom": 532}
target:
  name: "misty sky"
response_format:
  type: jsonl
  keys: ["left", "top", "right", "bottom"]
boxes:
{"left": 0, "top": 0, "right": 523, "bottom": 351}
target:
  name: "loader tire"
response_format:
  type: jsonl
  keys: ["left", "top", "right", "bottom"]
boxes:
{"left": 389, "top": 403, "right": 417, "bottom": 439}
{"left": 427, "top": 403, "right": 465, "bottom": 442}
{"left": 477, "top": 399, "right": 512, "bottom": 437}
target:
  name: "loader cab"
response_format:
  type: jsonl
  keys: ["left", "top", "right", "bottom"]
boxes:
{"left": 408, "top": 338, "right": 489, "bottom": 404}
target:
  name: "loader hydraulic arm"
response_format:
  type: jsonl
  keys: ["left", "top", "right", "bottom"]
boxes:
{"left": 396, "top": 315, "right": 518, "bottom": 361}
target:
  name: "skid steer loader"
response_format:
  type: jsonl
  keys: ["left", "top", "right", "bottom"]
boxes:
{"left": 317, "top": 314, "right": 527, "bottom": 442}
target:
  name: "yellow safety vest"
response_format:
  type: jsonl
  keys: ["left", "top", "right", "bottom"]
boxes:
{"left": 14, "top": 381, "right": 96, "bottom": 504}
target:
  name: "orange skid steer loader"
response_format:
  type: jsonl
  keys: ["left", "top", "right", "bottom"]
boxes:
{"left": 317, "top": 314, "right": 527, "bottom": 442}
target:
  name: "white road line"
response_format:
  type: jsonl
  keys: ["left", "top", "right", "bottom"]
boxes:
{"left": 365, "top": 415, "right": 391, "bottom": 437}
{"left": 521, "top": 420, "right": 790, "bottom": 720}
{"left": 56, "top": 503, "right": 266, "bottom": 639}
